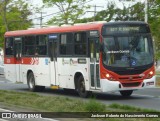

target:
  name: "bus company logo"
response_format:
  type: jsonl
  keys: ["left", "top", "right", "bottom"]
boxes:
{"left": 70, "top": 59, "right": 78, "bottom": 65}
{"left": 62, "top": 58, "right": 70, "bottom": 65}
{"left": 30, "top": 58, "right": 39, "bottom": 65}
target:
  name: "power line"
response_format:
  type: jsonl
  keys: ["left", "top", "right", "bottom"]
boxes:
{"left": 31, "top": 0, "right": 93, "bottom": 21}
{"left": 35, "top": 12, "right": 47, "bottom": 27}
{"left": 30, "top": 11, "right": 61, "bottom": 20}
{"left": 87, "top": 5, "right": 104, "bottom": 21}
{"left": 30, "top": 11, "right": 62, "bottom": 27}
{"left": 30, "top": 0, "right": 96, "bottom": 26}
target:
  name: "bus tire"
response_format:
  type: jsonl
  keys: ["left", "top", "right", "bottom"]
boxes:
{"left": 77, "top": 76, "right": 91, "bottom": 98}
{"left": 120, "top": 90, "right": 133, "bottom": 97}
{"left": 27, "top": 72, "right": 45, "bottom": 92}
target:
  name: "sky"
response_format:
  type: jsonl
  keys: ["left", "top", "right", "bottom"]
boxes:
{"left": 27, "top": 0, "right": 146, "bottom": 28}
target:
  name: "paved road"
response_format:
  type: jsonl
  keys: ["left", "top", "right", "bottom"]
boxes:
{"left": 0, "top": 66, "right": 4, "bottom": 75}
{"left": 0, "top": 75, "right": 160, "bottom": 111}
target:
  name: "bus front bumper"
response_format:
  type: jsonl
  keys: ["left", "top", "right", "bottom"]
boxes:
{"left": 100, "top": 76, "right": 156, "bottom": 92}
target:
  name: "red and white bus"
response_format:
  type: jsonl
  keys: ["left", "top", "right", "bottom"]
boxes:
{"left": 4, "top": 21, "right": 155, "bottom": 97}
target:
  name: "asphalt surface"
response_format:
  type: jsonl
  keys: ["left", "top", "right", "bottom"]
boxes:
{"left": 0, "top": 75, "right": 160, "bottom": 112}
{"left": 0, "top": 66, "right": 4, "bottom": 75}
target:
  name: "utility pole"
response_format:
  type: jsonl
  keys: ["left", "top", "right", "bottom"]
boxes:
{"left": 87, "top": 5, "right": 103, "bottom": 21}
{"left": 144, "top": 0, "right": 148, "bottom": 23}
{"left": 40, "top": 12, "right": 43, "bottom": 28}
{"left": 36, "top": 12, "right": 46, "bottom": 28}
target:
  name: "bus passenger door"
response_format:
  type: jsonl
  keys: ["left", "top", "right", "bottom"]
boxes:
{"left": 48, "top": 35, "right": 58, "bottom": 86}
{"left": 14, "top": 39, "right": 22, "bottom": 82}
{"left": 90, "top": 38, "right": 100, "bottom": 89}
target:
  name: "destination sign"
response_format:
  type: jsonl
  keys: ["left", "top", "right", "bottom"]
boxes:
{"left": 109, "top": 27, "right": 140, "bottom": 32}
{"left": 102, "top": 24, "right": 150, "bottom": 35}
{"left": 89, "top": 30, "right": 99, "bottom": 37}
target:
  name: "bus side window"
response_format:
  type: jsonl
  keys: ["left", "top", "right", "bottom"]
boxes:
{"left": 74, "top": 32, "right": 87, "bottom": 55}
{"left": 90, "top": 41, "right": 94, "bottom": 62}
{"left": 23, "top": 36, "right": 35, "bottom": 55}
{"left": 36, "top": 35, "right": 47, "bottom": 56}
{"left": 5, "top": 38, "right": 14, "bottom": 56}
{"left": 59, "top": 33, "right": 73, "bottom": 55}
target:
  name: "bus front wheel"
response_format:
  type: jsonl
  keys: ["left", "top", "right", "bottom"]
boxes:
{"left": 120, "top": 90, "right": 133, "bottom": 97}
{"left": 27, "top": 72, "right": 45, "bottom": 92}
{"left": 77, "top": 76, "right": 91, "bottom": 98}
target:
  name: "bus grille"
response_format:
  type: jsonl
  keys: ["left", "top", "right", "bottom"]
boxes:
{"left": 119, "top": 76, "right": 143, "bottom": 81}
{"left": 114, "top": 69, "right": 146, "bottom": 75}
{"left": 121, "top": 82, "right": 141, "bottom": 87}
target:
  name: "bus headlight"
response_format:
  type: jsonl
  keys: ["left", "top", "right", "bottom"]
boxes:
{"left": 105, "top": 73, "right": 116, "bottom": 81}
{"left": 146, "top": 71, "right": 154, "bottom": 79}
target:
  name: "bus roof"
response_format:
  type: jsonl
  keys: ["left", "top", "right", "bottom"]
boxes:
{"left": 5, "top": 23, "right": 104, "bottom": 37}
{"left": 5, "top": 21, "right": 148, "bottom": 37}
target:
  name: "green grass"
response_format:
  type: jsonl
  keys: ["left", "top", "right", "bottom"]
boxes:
{"left": 156, "top": 76, "right": 160, "bottom": 87}
{"left": 109, "top": 103, "right": 157, "bottom": 112}
{"left": 0, "top": 90, "right": 159, "bottom": 121}
{"left": 0, "top": 91, "right": 79, "bottom": 112}
{"left": 0, "top": 90, "right": 105, "bottom": 112}
{"left": 84, "top": 99, "right": 106, "bottom": 112}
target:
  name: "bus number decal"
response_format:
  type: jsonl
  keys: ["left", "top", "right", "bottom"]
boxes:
{"left": 78, "top": 59, "right": 86, "bottom": 64}
{"left": 45, "top": 58, "right": 49, "bottom": 65}
{"left": 70, "top": 59, "right": 78, "bottom": 65}
{"left": 7, "top": 59, "right": 11, "bottom": 63}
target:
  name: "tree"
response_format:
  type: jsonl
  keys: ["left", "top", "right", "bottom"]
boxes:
{"left": 95, "top": 2, "right": 117, "bottom": 22}
{"left": 0, "top": 0, "right": 33, "bottom": 47}
{"left": 111, "top": 2, "right": 144, "bottom": 21}
{"left": 76, "top": 2, "right": 117, "bottom": 23}
{"left": 148, "top": 0, "right": 160, "bottom": 59}
{"left": 43, "top": 0, "right": 90, "bottom": 25}
{"left": 0, "top": 0, "right": 10, "bottom": 31}
{"left": 77, "top": 1, "right": 144, "bottom": 22}
{"left": 76, "top": 0, "right": 160, "bottom": 59}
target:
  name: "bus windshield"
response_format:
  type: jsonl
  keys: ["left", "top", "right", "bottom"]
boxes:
{"left": 102, "top": 34, "right": 154, "bottom": 67}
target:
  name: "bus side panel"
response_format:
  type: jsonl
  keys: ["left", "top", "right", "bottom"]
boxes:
{"left": 34, "top": 58, "right": 50, "bottom": 86}
{"left": 4, "top": 64, "right": 16, "bottom": 83}
{"left": 21, "top": 65, "right": 28, "bottom": 84}
{"left": 4, "top": 57, "right": 17, "bottom": 83}
{"left": 71, "top": 58, "right": 90, "bottom": 91}
{"left": 21, "top": 57, "right": 50, "bottom": 86}
{"left": 57, "top": 58, "right": 74, "bottom": 89}
{"left": 57, "top": 58, "right": 90, "bottom": 90}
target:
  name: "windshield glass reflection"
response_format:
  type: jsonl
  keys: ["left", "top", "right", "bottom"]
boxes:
{"left": 102, "top": 35, "right": 153, "bottom": 67}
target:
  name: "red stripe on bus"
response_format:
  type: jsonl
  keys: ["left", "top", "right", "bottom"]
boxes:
{"left": 4, "top": 57, "right": 39, "bottom": 65}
